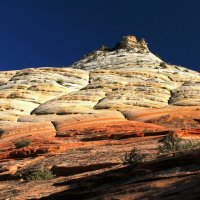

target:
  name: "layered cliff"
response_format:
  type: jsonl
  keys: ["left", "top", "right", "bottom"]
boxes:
{"left": 1, "top": 35, "right": 200, "bottom": 122}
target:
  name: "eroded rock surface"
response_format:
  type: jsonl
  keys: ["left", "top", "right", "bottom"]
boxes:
{"left": 31, "top": 36, "right": 200, "bottom": 116}
{"left": 0, "top": 67, "right": 89, "bottom": 121}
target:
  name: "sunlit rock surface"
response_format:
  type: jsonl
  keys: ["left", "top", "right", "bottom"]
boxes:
{"left": 0, "top": 67, "right": 89, "bottom": 121}
{"left": 32, "top": 36, "right": 200, "bottom": 115}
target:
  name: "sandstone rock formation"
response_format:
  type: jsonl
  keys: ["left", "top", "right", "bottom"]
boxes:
{"left": 0, "top": 70, "right": 17, "bottom": 85}
{"left": 1, "top": 35, "right": 200, "bottom": 199}
{"left": 1, "top": 36, "right": 200, "bottom": 121}
{"left": 30, "top": 36, "right": 200, "bottom": 116}
{"left": 0, "top": 67, "right": 89, "bottom": 121}
{"left": 117, "top": 35, "right": 149, "bottom": 50}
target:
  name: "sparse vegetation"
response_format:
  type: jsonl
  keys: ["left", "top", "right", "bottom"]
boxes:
{"left": 158, "top": 133, "right": 200, "bottom": 154}
{"left": 136, "top": 60, "right": 140, "bottom": 64}
{"left": 137, "top": 50, "right": 143, "bottom": 53}
{"left": 124, "top": 147, "right": 146, "bottom": 167}
{"left": 82, "top": 50, "right": 99, "bottom": 62}
{"left": 92, "top": 52, "right": 98, "bottom": 61}
{"left": 116, "top": 49, "right": 121, "bottom": 54}
{"left": 159, "top": 62, "right": 167, "bottom": 67}
{"left": 99, "top": 44, "right": 109, "bottom": 51}
{"left": 26, "top": 168, "right": 55, "bottom": 181}
{"left": 155, "top": 53, "right": 161, "bottom": 59}
{"left": 83, "top": 45, "right": 109, "bottom": 59}
{"left": 143, "top": 128, "right": 149, "bottom": 134}
{"left": 14, "top": 139, "right": 32, "bottom": 149}
{"left": 56, "top": 79, "right": 64, "bottom": 85}
{"left": 82, "top": 50, "right": 98, "bottom": 60}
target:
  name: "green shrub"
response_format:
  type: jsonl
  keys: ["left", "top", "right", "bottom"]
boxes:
{"left": 143, "top": 128, "right": 149, "bottom": 134}
{"left": 99, "top": 44, "right": 109, "bottom": 51}
{"left": 124, "top": 147, "right": 146, "bottom": 167}
{"left": 26, "top": 168, "right": 55, "bottom": 181}
{"left": 158, "top": 134, "right": 200, "bottom": 153}
{"left": 14, "top": 139, "right": 32, "bottom": 149}
{"left": 137, "top": 50, "right": 143, "bottom": 53}
{"left": 159, "top": 62, "right": 167, "bottom": 67}
{"left": 155, "top": 54, "right": 161, "bottom": 59}
{"left": 56, "top": 79, "right": 64, "bottom": 85}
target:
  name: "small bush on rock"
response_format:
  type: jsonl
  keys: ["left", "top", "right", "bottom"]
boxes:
{"left": 158, "top": 133, "right": 200, "bottom": 153}
{"left": 159, "top": 62, "right": 167, "bottom": 67}
{"left": 124, "top": 147, "right": 146, "bottom": 167}
{"left": 56, "top": 79, "right": 64, "bottom": 85}
{"left": 14, "top": 139, "right": 32, "bottom": 149}
{"left": 99, "top": 44, "right": 109, "bottom": 51}
{"left": 26, "top": 168, "right": 55, "bottom": 181}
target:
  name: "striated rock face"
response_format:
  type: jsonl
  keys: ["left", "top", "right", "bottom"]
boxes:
{"left": 30, "top": 36, "right": 200, "bottom": 115}
{"left": 0, "top": 70, "right": 17, "bottom": 85}
{"left": 1, "top": 36, "right": 200, "bottom": 119}
{"left": 170, "top": 82, "right": 200, "bottom": 106}
{"left": 0, "top": 67, "right": 89, "bottom": 121}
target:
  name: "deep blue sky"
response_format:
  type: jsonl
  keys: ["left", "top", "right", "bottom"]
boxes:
{"left": 0, "top": 0, "right": 200, "bottom": 71}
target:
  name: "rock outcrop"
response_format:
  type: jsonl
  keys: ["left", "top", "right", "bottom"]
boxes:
{"left": 117, "top": 35, "right": 149, "bottom": 50}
